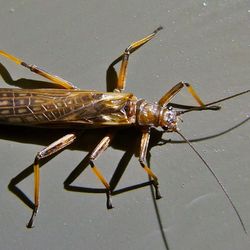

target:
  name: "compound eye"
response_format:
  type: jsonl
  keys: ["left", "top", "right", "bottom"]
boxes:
{"left": 161, "top": 109, "right": 177, "bottom": 132}
{"left": 164, "top": 110, "right": 176, "bottom": 124}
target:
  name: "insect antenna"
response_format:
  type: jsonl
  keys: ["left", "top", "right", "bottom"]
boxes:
{"left": 175, "top": 129, "right": 247, "bottom": 234}
{"left": 177, "top": 89, "right": 249, "bottom": 115}
{"left": 205, "top": 89, "right": 249, "bottom": 107}
{"left": 176, "top": 105, "right": 220, "bottom": 115}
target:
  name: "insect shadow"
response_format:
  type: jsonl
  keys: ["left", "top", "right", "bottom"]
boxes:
{"left": 1, "top": 55, "right": 249, "bottom": 248}
{"left": 1, "top": 55, "right": 248, "bottom": 208}
{"left": 3, "top": 119, "right": 248, "bottom": 203}
{"left": 1, "top": 56, "right": 249, "bottom": 249}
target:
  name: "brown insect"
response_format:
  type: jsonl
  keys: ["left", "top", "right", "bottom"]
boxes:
{"left": 0, "top": 27, "right": 249, "bottom": 231}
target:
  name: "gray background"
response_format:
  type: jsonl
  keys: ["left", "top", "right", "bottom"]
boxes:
{"left": 0, "top": 1, "right": 249, "bottom": 250}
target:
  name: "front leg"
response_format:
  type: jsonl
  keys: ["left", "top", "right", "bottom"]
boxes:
{"left": 115, "top": 27, "right": 163, "bottom": 92}
{"left": 139, "top": 127, "right": 161, "bottom": 199}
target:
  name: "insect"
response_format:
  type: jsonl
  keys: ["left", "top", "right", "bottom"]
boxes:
{"left": 0, "top": 27, "right": 249, "bottom": 231}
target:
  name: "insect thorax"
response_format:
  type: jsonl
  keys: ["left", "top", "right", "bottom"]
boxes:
{"left": 136, "top": 100, "right": 177, "bottom": 130}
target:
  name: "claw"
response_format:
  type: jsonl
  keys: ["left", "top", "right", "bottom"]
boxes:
{"left": 26, "top": 206, "right": 38, "bottom": 228}
{"left": 153, "top": 183, "right": 162, "bottom": 200}
{"left": 106, "top": 190, "right": 113, "bottom": 209}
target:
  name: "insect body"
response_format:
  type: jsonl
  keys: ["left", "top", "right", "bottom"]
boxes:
{"left": 0, "top": 89, "right": 137, "bottom": 126}
{"left": 0, "top": 88, "right": 180, "bottom": 129}
{"left": 0, "top": 27, "right": 248, "bottom": 231}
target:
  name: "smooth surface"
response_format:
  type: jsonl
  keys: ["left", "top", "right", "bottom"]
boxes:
{"left": 0, "top": 1, "right": 249, "bottom": 250}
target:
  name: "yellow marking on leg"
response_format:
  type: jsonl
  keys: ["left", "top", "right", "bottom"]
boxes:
{"left": 126, "top": 27, "right": 162, "bottom": 51}
{"left": 0, "top": 50, "right": 76, "bottom": 89}
{"left": 143, "top": 165, "right": 158, "bottom": 182}
{"left": 0, "top": 50, "right": 22, "bottom": 65}
{"left": 185, "top": 83, "right": 205, "bottom": 106}
{"left": 116, "top": 27, "right": 162, "bottom": 92}
{"left": 91, "top": 165, "right": 110, "bottom": 190}
{"left": 117, "top": 56, "right": 128, "bottom": 91}
{"left": 34, "top": 161, "right": 40, "bottom": 207}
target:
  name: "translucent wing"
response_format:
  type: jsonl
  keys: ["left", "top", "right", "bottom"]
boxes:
{"left": 0, "top": 88, "right": 137, "bottom": 127}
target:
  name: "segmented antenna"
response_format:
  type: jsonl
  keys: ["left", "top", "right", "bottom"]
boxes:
{"left": 175, "top": 129, "right": 247, "bottom": 234}
{"left": 205, "top": 90, "right": 249, "bottom": 107}
{"left": 171, "top": 89, "right": 249, "bottom": 114}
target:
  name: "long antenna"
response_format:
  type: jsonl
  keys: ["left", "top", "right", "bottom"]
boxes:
{"left": 205, "top": 90, "right": 249, "bottom": 107}
{"left": 175, "top": 129, "right": 247, "bottom": 234}
{"left": 177, "top": 105, "right": 220, "bottom": 115}
{"left": 174, "top": 90, "right": 249, "bottom": 115}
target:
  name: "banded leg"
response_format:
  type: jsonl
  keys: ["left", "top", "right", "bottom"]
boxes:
{"left": 115, "top": 26, "right": 163, "bottom": 92}
{"left": 27, "top": 133, "right": 77, "bottom": 228}
{"left": 158, "top": 82, "right": 206, "bottom": 107}
{"left": 139, "top": 127, "right": 161, "bottom": 199}
{"left": 0, "top": 50, "right": 77, "bottom": 89}
{"left": 89, "top": 132, "right": 114, "bottom": 209}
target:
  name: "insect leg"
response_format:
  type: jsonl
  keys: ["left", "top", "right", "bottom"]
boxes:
{"left": 158, "top": 81, "right": 214, "bottom": 108}
{"left": 0, "top": 50, "right": 77, "bottom": 89}
{"left": 26, "top": 133, "right": 77, "bottom": 228}
{"left": 89, "top": 132, "right": 114, "bottom": 209}
{"left": 115, "top": 27, "right": 163, "bottom": 92}
{"left": 139, "top": 127, "right": 161, "bottom": 199}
